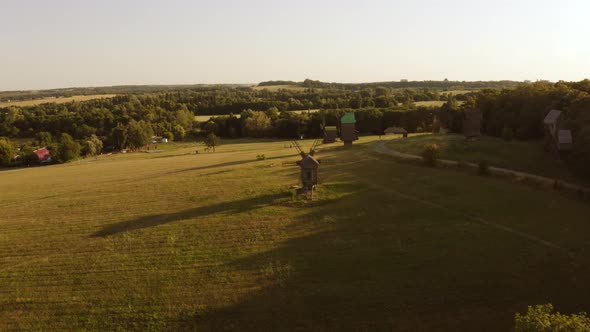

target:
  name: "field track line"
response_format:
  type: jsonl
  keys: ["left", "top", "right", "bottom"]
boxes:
{"left": 369, "top": 182, "right": 568, "bottom": 253}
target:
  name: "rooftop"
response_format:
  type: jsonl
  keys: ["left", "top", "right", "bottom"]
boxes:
{"left": 544, "top": 109, "right": 562, "bottom": 124}
{"left": 341, "top": 112, "right": 356, "bottom": 124}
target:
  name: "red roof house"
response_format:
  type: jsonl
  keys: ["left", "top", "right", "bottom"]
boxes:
{"left": 33, "top": 147, "right": 52, "bottom": 163}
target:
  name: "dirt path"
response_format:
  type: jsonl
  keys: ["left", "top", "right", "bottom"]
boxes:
{"left": 375, "top": 141, "right": 589, "bottom": 193}
{"left": 373, "top": 141, "right": 571, "bottom": 254}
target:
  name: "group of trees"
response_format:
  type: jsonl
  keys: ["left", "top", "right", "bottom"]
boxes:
{"left": 1, "top": 80, "right": 590, "bottom": 176}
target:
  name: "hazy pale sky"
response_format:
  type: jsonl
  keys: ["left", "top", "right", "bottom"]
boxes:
{"left": 1, "top": 0, "right": 589, "bottom": 90}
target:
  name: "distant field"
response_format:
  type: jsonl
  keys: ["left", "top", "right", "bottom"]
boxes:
{"left": 252, "top": 85, "right": 307, "bottom": 91}
{"left": 195, "top": 109, "right": 320, "bottom": 122}
{"left": 413, "top": 100, "right": 466, "bottom": 107}
{"left": 413, "top": 100, "right": 447, "bottom": 107}
{"left": 1, "top": 137, "right": 590, "bottom": 330}
{"left": 0, "top": 94, "right": 117, "bottom": 107}
{"left": 439, "top": 89, "right": 478, "bottom": 95}
{"left": 388, "top": 133, "right": 584, "bottom": 184}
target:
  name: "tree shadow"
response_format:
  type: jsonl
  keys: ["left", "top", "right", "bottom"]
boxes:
{"left": 91, "top": 192, "right": 291, "bottom": 237}
{"left": 168, "top": 155, "right": 290, "bottom": 175}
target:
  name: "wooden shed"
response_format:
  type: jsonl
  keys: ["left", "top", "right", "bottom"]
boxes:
{"left": 544, "top": 110, "right": 573, "bottom": 153}
{"left": 463, "top": 109, "right": 482, "bottom": 138}
{"left": 384, "top": 127, "right": 408, "bottom": 137}
{"left": 340, "top": 113, "right": 357, "bottom": 147}
{"left": 323, "top": 126, "right": 337, "bottom": 144}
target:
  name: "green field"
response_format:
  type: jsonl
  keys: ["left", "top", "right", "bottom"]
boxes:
{"left": 1, "top": 137, "right": 589, "bottom": 330}
{"left": 0, "top": 94, "right": 117, "bottom": 107}
{"left": 387, "top": 134, "right": 584, "bottom": 184}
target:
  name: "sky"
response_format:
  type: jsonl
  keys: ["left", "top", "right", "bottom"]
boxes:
{"left": 1, "top": 0, "right": 589, "bottom": 90}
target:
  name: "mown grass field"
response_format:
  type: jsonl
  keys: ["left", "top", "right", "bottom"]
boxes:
{"left": 1, "top": 137, "right": 590, "bottom": 331}
{"left": 387, "top": 134, "right": 584, "bottom": 184}
{"left": 0, "top": 94, "right": 117, "bottom": 107}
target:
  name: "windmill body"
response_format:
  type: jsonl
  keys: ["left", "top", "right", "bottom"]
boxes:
{"left": 292, "top": 139, "right": 321, "bottom": 196}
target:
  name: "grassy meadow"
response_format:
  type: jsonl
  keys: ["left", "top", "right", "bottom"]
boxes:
{"left": 387, "top": 134, "right": 584, "bottom": 184}
{"left": 0, "top": 94, "right": 117, "bottom": 107}
{"left": 1, "top": 137, "right": 590, "bottom": 330}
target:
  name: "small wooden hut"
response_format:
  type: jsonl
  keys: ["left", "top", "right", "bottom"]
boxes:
{"left": 323, "top": 126, "right": 337, "bottom": 144}
{"left": 384, "top": 127, "right": 408, "bottom": 137}
{"left": 544, "top": 110, "right": 573, "bottom": 153}
{"left": 340, "top": 112, "right": 357, "bottom": 147}
{"left": 463, "top": 109, "right": 482, "bottom": 138}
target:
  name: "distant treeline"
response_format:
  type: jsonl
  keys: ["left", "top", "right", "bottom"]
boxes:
{"left": 258, "top": 78, "right": 523, "bottom": 91}
{"left": 0, "top": 84, "right": 248, "bottom": 103}
{"left": 1, "top": 80, "right": 589, "bottom": 177}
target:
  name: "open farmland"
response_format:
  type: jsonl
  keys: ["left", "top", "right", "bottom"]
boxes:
{"left": 0, "top": 94, "right": 117, "bottom": 107}
{"left": 1, "top": 137, "right": 590, "bottom": 330}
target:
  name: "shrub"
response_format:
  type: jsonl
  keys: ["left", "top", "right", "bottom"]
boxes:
{"left": 514, "top": 304, "right": 590, "bottom": 332}
{"left": 256, "top": 154, "right": 266, "bottom": 160}
{"left": 478, "top": 160, "right": 490, "bottom": 175}
{"left": 421, "top": 143, "right": 440, "bottom": 167}
{"left": 502, "top": 127, "right": 514, "bottom": 141}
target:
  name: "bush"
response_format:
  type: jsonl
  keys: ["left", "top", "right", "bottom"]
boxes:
{"left": 478, "top": 160, "right": 490, "bottom": 175}
{"left": 256, "top": 154, "right": 266, "bottom": 160}
{"left": 514, "top": 304, "right": 590, "bottom": 332}
{"left": 502, "top": 127, "right": 514, "bottom": 141}
{"left": 421, "top": 143, "right": 440, "bottom": 167}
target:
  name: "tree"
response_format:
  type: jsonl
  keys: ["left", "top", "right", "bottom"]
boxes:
{"left": 127, "top": 120, "right": 153, "bottom": 150}
{"left": 514, "top": 304, "right": 590, "bottom": 332}
{"left": 242, "top": 111, "right": 271, "bottom": 138}
{"left": 111, "top": 123, "right": 128, "bottom": 151}
{"left": 204, "top": 133, "right": 220, "bottom": 152}
{"left": 83, "top": 135, "right": 103, "bottom": 157}
{"left": 173, "top": 124, "right": 186, "bottom": 141}
{"left": 35, "top": 132, "right": 53, "bottom": 147}
{"left": 0, "top": 138, "right": 15, "bottom": 166}
{"left": 54, "top": 133, "right": 81, "bottom": 163}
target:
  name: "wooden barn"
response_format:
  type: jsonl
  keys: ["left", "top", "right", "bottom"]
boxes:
{"left": 384, "top": 127, "right": 408, "bottom": 137}
{"left": 544, "top": 110, "right": 573, "bottom": 153}
{"left": 463, "top": 109, "right": 482, "bottom": 138}
{"left": 340, "top": 112, "right": 357, "bottom": 147}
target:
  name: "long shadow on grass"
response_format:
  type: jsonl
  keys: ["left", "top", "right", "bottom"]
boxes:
{"left": 172, "top": 183, "right": 590, "bottom": 332}
{"left": 169, "top": 155, "right": 290, "bottom": 175}
{"left": 91, "top": 192, "right": 291, "bottom": 237}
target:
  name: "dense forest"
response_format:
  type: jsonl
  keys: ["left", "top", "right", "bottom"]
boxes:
{"left": 0, "top": 80, "right": 589, "bottom": 178}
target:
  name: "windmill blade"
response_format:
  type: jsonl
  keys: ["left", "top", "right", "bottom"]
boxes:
{"left": 311, "top": 139, "right": 321, "bottom": 151}
{"left": 291, "top": 140, "right": 303, "bottom": 155}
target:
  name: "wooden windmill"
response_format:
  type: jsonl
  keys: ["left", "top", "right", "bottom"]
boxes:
{"left": 291, "top": 139, "right": 321, "bottom": 197}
